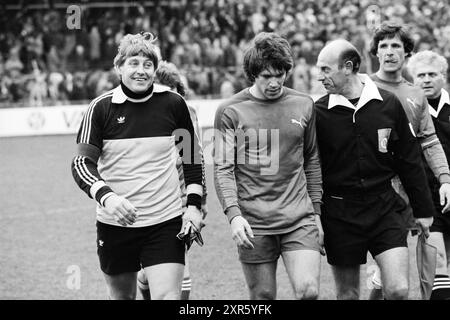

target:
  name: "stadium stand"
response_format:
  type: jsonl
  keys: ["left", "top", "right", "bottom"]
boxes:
{"left": 1, "top": 0, "right": 450, "bottom": 108}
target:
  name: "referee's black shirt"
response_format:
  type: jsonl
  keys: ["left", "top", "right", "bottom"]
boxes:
{"left": 314, "top": 75, "right": 433, "bottom": 219}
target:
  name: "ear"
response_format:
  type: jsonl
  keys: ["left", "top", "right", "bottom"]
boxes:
{"left": 114, "top": 65, "right": 122, "bottom": 79}
{"left": 344, "top": 61, "right": 353, "bottom": 75}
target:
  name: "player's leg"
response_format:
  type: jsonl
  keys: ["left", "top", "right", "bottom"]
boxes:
{"left": 281, "top": 223, "right": 321, "bottom": 300}
{"left": 331, "top": 265, "right": 360, "bottom": 300}
{"left": 428, "top": 222, "right": 450, "bottom": 299}
{"left": 445, "top": 233, "right": 450, "bottom": 271}
{"left": 369, "top": 188, "right": 410, "bottom": 300}
{"left": 144, "top": 263, "right": 184, "bottom": 299}
{"left": 181, "top": 255, "right": 191, "bottom": 300}
{"left": 141, "top": 216, "right": 186, "bottom": 300}
{"left": 428, "top": 232, "right": 448, "bottom": 275}
{"left": 103, "top": 272, "right": 137, "bottom": 300}
{"left": 238, "top": 234, "right": 279, "bottom": 300}
{"left": 137, "top": 268, "right": 151, "bottom": 300}
{"left": 282, "top": 250, "right": 320, "bottom": 299}
{"left": 96, "top": 221, "right": 142, "bottom": 300}
{"left": 320, "top": 195, "right": 367, "bottom": 300}
{"left": 368, "top": 263, "right": 384, "bottom": 300}
{"left": 241, "top": 262, "right": 277, "bottom": 300}
{"left": 374, "top": 247, "right": 409, "bottom": 300}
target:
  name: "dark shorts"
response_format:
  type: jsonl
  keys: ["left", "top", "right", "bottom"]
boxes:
{"left": 96, "top": 216, "right": 185, "bottom": 275}
{"left": 321, "top": 188, "right": 408, "bottom": 266}
{"left": 429, "top": 179, "right": 450, "bottom": 234}
{"left": 238, "top": 223, "right": 321, "bottom": 264}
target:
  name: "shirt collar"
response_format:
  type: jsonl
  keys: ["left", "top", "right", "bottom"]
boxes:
{"left": 429, "top": 88, "right": 450, "bottom": 118}
{"left": 328, "top": 73, "right": 383, "bottom": 110}
{"left": 111, "top": 83, "right": 171, "bottom": 104}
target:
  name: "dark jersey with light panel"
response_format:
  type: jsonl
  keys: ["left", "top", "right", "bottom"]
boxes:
{"left": 71, "top": 84, "right": 203, "bottom": 227}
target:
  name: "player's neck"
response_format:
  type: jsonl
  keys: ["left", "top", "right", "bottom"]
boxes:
{"left": 375, "top": 70, "right": 402, "bottom": 83}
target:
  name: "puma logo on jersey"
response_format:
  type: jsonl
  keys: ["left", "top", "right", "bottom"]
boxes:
{"left": 98, "top": 240, "right": 104, "bottom": 247}
{"left": 117, "top": 116, "right": 125, "bottom": 124}
{"left": 291, "top": 119, "right": 304, "bottom": 128}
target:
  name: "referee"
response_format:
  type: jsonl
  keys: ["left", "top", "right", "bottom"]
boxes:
{"left": 314, "top": 39, "right": 434, "bottom": 300}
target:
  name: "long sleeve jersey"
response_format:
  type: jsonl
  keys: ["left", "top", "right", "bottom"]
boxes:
{"left": 178, "top": 104, "right": 207, "bottom": 211}
{"left": 71, "top": 84, "right": 203, "bottom": 227}
{"left": 370, "top": 74, "right": 450, "bottom": 183}
{"left": 315, "top": 74, "right": 433, "bottom": 218}
{"left": 214, "top": 87, "right": 322, "bottom": 235}
{"left": 427, "top": 89, "right": 450, "bottom": 181}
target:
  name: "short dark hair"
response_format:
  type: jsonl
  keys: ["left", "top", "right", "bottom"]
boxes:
{"left": 369, "top": 21, "right": 415, "bottom": 58}
{"left": 243, "top": 32, "right": 293, "bottom": 83}
{"left": 338, "top": 48, "right": 361, "bottom": 73}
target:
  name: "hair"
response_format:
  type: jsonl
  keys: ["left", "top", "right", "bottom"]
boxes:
{"left": 243, "top": 32, "right": 294, "bottom": 83}
{"left": 338, "top": 48, "right": 361, "bottom": 73}
{"left": 155, "top": 61, "right": 186, "bottom": 97}
{"left": 113, "top": 32, "right": 159, "bottom": 69}
{"left": 408, "top": 50, "right": 449, "bottom": 77}
{"left": 369, "top": 21, "right": 415, "bottom": 58}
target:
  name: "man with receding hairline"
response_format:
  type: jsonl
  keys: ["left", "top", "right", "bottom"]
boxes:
{"left": 314, "top": 39, "right": 434, "bottom": 299}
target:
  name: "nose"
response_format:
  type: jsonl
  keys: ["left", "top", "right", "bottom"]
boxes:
{"left": 317, "top": 73, "right": 324, "bottom": 81}
{"left": 385, "top": 46, "right": 394, "bottom": 55}
{"left": 136, "top": 63, "right": 145, "bottom": 74}
{"left": 423, "top": 74, "right": 431, "bottom": 82}
{"left": 268, "top": 77, "right": 280, "bottom": 87}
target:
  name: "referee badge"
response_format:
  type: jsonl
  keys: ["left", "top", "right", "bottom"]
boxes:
{"left": 377, "top": 128, "right": 392, "bottom": 153}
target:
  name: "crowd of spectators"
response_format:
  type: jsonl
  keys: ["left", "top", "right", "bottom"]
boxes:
{"left": 1, "top": 0, "right": 450, "bottom": 107}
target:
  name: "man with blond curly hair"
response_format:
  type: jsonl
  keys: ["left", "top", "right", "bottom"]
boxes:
{"left": 71, "top": 32, "right": 204, "bottom": 300}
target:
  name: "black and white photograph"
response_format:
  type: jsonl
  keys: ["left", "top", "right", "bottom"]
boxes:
{"left": 1, "top": 0, "right": 450, "bottom": 308}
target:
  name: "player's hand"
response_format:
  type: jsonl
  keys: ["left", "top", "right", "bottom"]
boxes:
{"left": 230, "top": 216, "right": 254, "bottom": 249}
{"left": 415, "top": 217, "right": 434, "bottom": 238}
{"left": 183, "top": 205, "right": 205, "bottom": 231}
{"left": 103, "top": 194, "right": 137, "bottom": 226}
{"left": 201, "top": 203, "right": 208, "bottom": 219}
{"left": 315, "top": 214, "right": 326, "bottom": 256}
{"left": 439, "top": 183, "right": 450, "bottom": 213}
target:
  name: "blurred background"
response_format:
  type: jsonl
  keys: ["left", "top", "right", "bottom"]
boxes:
{"left": 1, "top": 0, "right": 449, "bottom": 109}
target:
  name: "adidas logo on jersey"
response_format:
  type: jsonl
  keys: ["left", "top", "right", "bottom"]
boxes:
{"left": 117, "top": 117, "right": 125, "bottom": 124}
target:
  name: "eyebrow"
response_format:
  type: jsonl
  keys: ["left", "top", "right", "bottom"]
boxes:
{"left": 261, "top": 71, "right": 284, "bottom": 77}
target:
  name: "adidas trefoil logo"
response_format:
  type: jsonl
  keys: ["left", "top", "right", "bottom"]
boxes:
{"left": 117, "top": 116, "right": 125, "bottom": 124}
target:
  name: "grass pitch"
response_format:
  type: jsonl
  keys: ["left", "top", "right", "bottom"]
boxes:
{"left": 0, "top": 135, "right": 421, "bottom": 299}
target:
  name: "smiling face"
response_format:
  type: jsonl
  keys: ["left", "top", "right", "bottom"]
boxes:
{"left": 117, "top": 54, "right": 155, "bottom": 93}
{"left": 412, "top": 62, "right": 445, "bottom": 99}
{"left": 376, "top": 35, "right": 407, "bottom": 74}
{"left": 251, "top": 67, "right": 287, "bottom": 100}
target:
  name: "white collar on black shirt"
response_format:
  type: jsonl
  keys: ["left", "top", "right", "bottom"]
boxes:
{"left": 111, "top": 83, "right": 171, "bottom": 104}
{"left": 328, "top": 74, "right": 383, "bottom": 110}
{"left": 428, "top": 88, "right": 450, "bottom": 118}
